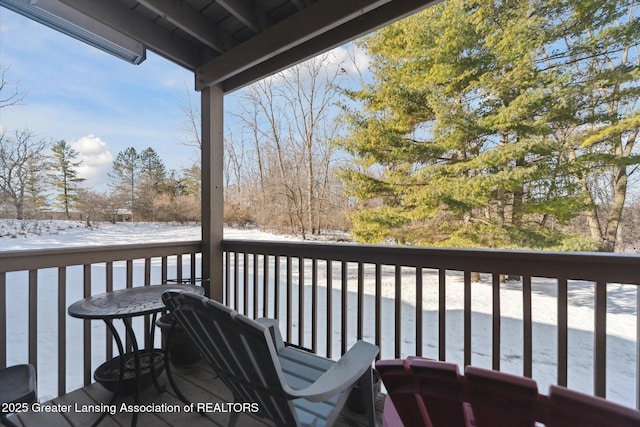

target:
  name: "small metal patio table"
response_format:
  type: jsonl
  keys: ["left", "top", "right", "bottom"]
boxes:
{"left": 68, "top": 284, "right": 204, "bottom": 427}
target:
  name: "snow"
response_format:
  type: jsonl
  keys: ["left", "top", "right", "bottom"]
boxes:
{"left": 1, "top": 220, "right": 638, "bottom": 410}
{"left": 0, "top": 219, "right": 297, "bottom": 250}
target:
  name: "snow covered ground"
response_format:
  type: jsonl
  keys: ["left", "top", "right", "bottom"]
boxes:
{"left": 0, "top": 219, "right": 300, "bottom": 250}
{"left": 1, "top": 220, "right": 638, "bottom": 409}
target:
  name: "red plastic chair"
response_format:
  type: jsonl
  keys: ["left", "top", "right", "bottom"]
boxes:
{"left": 547, "top": 385, "right": 640, "bottom": 427}
{"left": 464, "top": 366, "right": 538, "bottom": 427}
{"left": 376, "top": 358, "right": 430, "bottom": 427}
{"left": 409, "top": 358, "right": 471, "bottom": 427}
{"left": 377, "top": 357, "right": 474, "bottom": 427}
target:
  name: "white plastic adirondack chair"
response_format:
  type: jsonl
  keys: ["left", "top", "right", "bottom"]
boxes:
{"left": 162, "top": 290, "right": 379, "bottom": 427}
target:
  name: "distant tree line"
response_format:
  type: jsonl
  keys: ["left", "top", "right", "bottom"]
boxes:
{"left": 0, "top": 135, "right": 201, "bottom": 223}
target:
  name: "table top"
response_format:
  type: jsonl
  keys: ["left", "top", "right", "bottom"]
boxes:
{"left": 68, "top": 284, "right": 204, "bottom": 319}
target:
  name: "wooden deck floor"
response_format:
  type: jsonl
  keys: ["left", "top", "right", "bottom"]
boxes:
{"left": 6, "top": 360, "right": 384, "bottom": 427}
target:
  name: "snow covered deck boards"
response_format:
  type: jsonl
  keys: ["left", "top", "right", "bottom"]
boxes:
{"left": 6, "top": 360, "right": 383, "bottom": 427}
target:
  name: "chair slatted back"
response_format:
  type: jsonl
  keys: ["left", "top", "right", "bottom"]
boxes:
{"left": 376, "top": 359, "right": 431, "bottom": 427}
{"left": 409, "top": 358, "right": 469, "bottom": 427}
{"left": 378, "top": 358, "right": 640, "bottom": 427}
{"left": 163, "top": 290, "right": 298, "bottom": 426}
{"left": 464, "top": 366, "right": 538, "bottom": 427}
{"left": 548, "top": 385, "right": 640, "bottom": 427}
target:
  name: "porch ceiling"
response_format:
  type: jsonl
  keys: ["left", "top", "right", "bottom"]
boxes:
{"left": 6, "top": 0, "right": 438, "bottom": 93}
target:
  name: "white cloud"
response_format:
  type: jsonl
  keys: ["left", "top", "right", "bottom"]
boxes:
{"left": 70, "top": 135, "right": 113, "bottom": 189}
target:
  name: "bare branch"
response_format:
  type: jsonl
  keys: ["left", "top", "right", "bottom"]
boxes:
{"left": 0, "top": 66, "right": 27, "bottom": 109}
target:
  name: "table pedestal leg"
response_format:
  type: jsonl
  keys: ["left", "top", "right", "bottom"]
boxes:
{"left": 122, "top": 318, "right": 141, "bottom": 427}
{"left": 163, "top": 317, "right": 192, "bottom": 405}
{"left": 93, "top": 320, "right": 126, "bottom": 427}
{"left": 147, "top": 312, "right": 164, "bottom": 393}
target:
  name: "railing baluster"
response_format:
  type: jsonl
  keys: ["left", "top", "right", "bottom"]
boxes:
{"left": 637, "top": 287, "right": 640, "bottom": 410}
{"left": 523, "top": 276, "right": 532, "bottom": 378}
{"left": 558, "top": 278, "right": 568, "bottom": 387}
{"left": 594, "top": 281, "right": 607, "bottom": 398}
{"left": 416, "top": 267, "right": 423, "bottom": 357}
{"left": 341, "top": 260, "right": 347, "bottom": 355}
{"left": 144, "top": 259, "right": 151, "bottom": 349}
{"left": 126, "top": 259, "right": 133, "bottom": 289}
{"left": 177, "top": 254, "right": 183, "bottom": 282}
{"left": 439, "top": 269, "right": 446, "bottom": 361}
{"left": 106, "top": 262, "right": 113, "bottom": 360}
{"left": 464, "top": 271, "right": 471, "bottom": 367}
{"left": 29, "top": 270, "right": 38, "bottom": 372}
{"left": 287, "top": 256, "right": 292, "bottom": 343}
{"left": 263, "top": 254, "right": 269, "bottom": 317}
{"left": 58, "top": 267, "right": 66, "bottom": 396}
{"left": 254, "top": 253, "right": 259, "bottom": 319}
{"left": 312, "top": 258, "right": 318, "bottom": 353}
{"left": 492, "top": 273, "right": 501, "bottom": 371}
{"left": 125, "top": 260, "right": 133, "bottom": 351}
{"left": 225, "top": 251, "right": 231, "bottom": 305}
{"left": 326, "top": 260, "right": 332, "bottom": 359}
{"left": 357, "top": 262, "right": 364, "bottom": 341}
{"left": 190, "top": 252, "right": 197, "bottom": 283}
{"left": 274, "top": 255, "right": 281, "bottom": 320}
{"left": 83, "top": 264, "right": 91, "bottom": 385}
{"left": 233, "top": 252, "right": 239, "bottom": 311}
{"left": 0, "top": 271, "right": 6, "bottom": 368}
{"left": 395, "top": 265, "right": 401, "bottom": 358}
{"left": 161, "top": 256, "right": 168, "bottom": 284}
{"left": 244, "top": 252, "right": 249, "bottom": 315}
{"left": 298, "top": 257, "right": 304, "bottom": 347}
{"left": 375, "top": 263, "right": 381, "bottom": 360}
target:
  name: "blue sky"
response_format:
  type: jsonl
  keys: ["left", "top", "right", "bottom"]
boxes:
{"left": 0, "top": 8, "right": 201, "bottom": 189}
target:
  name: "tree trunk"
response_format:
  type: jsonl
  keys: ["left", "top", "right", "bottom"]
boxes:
{"left": 582, "top": 180, "right": 604, "bottom": 246}
{"left": 497, "top": 188, "right": 505, "bottom": 226}
{"left": 306, "top": 138, "right": 315, "bottom": 235}
{"left": 511, "top": 155, "right": 525, "bottom": 227}
{"left": 601, "top": 164, "right": 628, "bottom": 252}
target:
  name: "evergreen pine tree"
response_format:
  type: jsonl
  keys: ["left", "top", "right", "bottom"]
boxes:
{"left": 49, "top": 140, "right": 85, "bottom": 219}
{"left": 339, "top": 0, "right": 637, "bottom": 250}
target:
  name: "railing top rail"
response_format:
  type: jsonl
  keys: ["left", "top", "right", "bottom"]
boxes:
{"left": 0, "top": 240, "right": 203, "bottom": 273}
{"left": 222, "top": 239, "right": 640, "bottom": 285}
{"left": 2, "top": 237, "right": 638, "bottom": 284}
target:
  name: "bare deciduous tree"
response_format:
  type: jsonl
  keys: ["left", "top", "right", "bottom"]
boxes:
{"left": 0, "top": 130, "right": 48, "bottom": 219}
{"left": 0, "top": 66, "right": 26, "bottom": 110}
{"left": 229, "top": 52, "right": 351, "bottom": 237}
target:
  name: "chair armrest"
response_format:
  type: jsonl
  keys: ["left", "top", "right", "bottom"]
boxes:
{"left": 256, "top": 318, "right": 285, "bottom": 351}
{"left": 285, "top": 341, "right": 379, "bottom": 402}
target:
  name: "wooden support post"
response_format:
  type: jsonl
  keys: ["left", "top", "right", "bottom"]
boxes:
{"left": 201, "top": 84, "right": 224, "bottom": 301}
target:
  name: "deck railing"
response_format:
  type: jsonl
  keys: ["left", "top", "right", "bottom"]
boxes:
{"left": 1, "top": 239, "right": 639, "bottom": 409}
{"left": 0, "top": 241, "right": 202, "bottom": 399}
{"left": 221, "top": 239, "right": 640, "bottom": 409}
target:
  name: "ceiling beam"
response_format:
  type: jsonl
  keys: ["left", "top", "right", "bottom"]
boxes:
{"left": 220, "top": 0, "right": 441, "bottom": 93}
{"left": 195, "top": 0, "right": 391, "bottom": 90}
{"left": 216, "top": 0, "right": 268, "bottom": 34}
{"left": 136, "top": 0, "right": 233, "bottom": 53}
{"left": 57, "top": 0, "right": 205, "bottom": 70}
